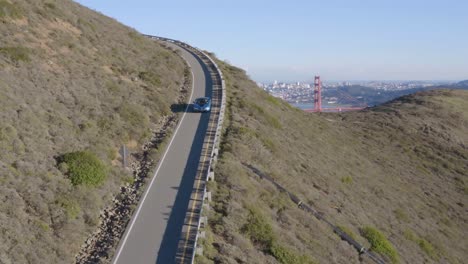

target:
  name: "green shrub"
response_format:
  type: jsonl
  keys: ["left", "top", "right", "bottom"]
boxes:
{"left": 341, "top": 176, "right": 353, "bottom": 184}
{"left": 270, "top": 243, "right": 316, "bottom": 264}
{"left": 139, "top": 71, "right": 162, "bottom": 86}
{"left": 105, "top": 80, "right": 120, "bottom": 93}
{"left": 0, "top": 46, "right": 30, "bottom": 63}
{"left": 122, "top": 175, "right": 135, "bottom": 185}
{"left": 250, "top": 102, "right": 266, "bottom": 114}
{"left": 0, "top": 125, "right": 17, "bottom": 141}
{"left": 198, "top": 230, "right": 217, "bottom": 259}
{"left": 255, "top": 105, "right": 282, "bottom": 129}
{"left": 107, "top": 147, "right": 117, "bottom": 160}
{"left": 118, "top": 103, "right": 149, "bottom": 128}
{"left": 237, "top": 126, "right": 258, "bottom": 137}
{"left": 361, "top": 226, "right": 399, "bottom": 263}
{"left": 0, "top": 0, "right": 23, "bottom": 19}
{"left": 265, "top": 114, "right": 282, "bottom": 129}
{"left": 266, "top": 95, "right": 282, "bottom": 106}
{"left": 97, "top": 117, "right": 114, "bottom": 131}
{"left": 249, "top": 103, "right": 283, "bottom": 129}
{"left": 236, "top": 127, "right": 276, "bottom": 151}
{"left": 59, "top": 151, "right": 107, "bottom": 187}
{"left": 56, "top": 197, "right": 81, "bottom": 219}
{"left": 260, "top": 136, "right": 276, "bottom": 151}
{"left": 44, "top": 2, "right": 56, "bottom": 9}
{"left": 394, "top": 208, "right": 409, "bottom": 222}
{"left": 128, "top": 31, "right": 142, "bottom": 41}
{"left": 57, "top": 162, "right": 69, "bottom": 174}
{"left": 337, "top": 225, "right": 357, "bottom": 240}
{"left": 0, "top": 125, "right": 18, "bottom": 152}
{"left": 403, "top": 229, "right": 438, "bottom": 259}
{"left": 242, "top": 206, "right": 275, "bottom": 249}
{"left": 241, "top": 206, "right": 314, "bottom": 263}
{"left": 418, "top": 238, "right": 437, "bottom": 259}
{"left": 77, "top": 17, "right": 96, "bottom": 32}
{"left": 195, "top": 255, "right": 214, "bottom": 264}
{"left": 403, "top": 229, "right": 416, "bottom": 241}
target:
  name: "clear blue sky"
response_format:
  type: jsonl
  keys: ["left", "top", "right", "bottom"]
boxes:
{"left": 75, "top": 0, "right": 468, "bottom": 82}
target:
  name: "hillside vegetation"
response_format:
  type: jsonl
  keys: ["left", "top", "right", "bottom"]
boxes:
{"left": 0, "top": 0, "right": 186, "bottom": 262}
{"left": 197, "top": 60, "right": 467, "bottom": 264}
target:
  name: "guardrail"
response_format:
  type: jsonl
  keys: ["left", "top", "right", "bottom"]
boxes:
{"left": 144, "top": 35, "right": 226, "bottom": 264}
{"left": 190, "top": 51, "right": 226, "bottom": 264}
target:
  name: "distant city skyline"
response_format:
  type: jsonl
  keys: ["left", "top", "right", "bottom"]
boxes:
{"left": 75, "top": 0, "right": 468, "bottom": 82}
{"left": 259, "top": 79, "right": 447, "bottom": 89}
{"left": 258, "top": 79, "right": 457, "bottom": 84}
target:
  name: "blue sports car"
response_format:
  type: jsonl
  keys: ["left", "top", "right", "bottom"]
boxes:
{"left": 193, "top": 97, "right": 211, "bottom": 112}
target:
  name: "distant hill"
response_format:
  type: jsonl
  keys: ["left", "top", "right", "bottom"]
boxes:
{"left": 200, "top": 60, "right": 468, "bottom": 263}
{"left": 324, "top": 82, "right": 468, "bottom": 107}
{"left": 323, "top": 85, "right": 423, "bottom": 106}
{"left": 453, "top": 80, "right": 468, "bottom": 88}
{"left": 0, "top": 0, "right": 186, "bottom": 263}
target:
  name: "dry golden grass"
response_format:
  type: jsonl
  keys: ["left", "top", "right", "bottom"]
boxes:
{"left": 0, "top": 0, "right": 187, "bottom": 262}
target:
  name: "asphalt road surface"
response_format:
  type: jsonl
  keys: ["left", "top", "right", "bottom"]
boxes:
{"left": 112, "top": 42, "right": 212, "bottom": 264}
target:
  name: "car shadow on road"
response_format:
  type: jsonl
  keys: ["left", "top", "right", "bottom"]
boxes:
{"left": 171, "top": 103, "right": 190, "bottom": 113}
{"left": 156, "top": 106, "right": 211, "bottom": 263}
{"left": 156, "top": 46, "right": 213, "bottom": 264}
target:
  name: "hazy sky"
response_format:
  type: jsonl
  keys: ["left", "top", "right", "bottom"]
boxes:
{"left": 75, "top": 0, "right": 468, "bottom": 82}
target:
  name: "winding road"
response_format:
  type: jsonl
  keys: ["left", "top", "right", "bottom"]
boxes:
{"left": 112, "top": 41, "right": 214, "bottom": 264}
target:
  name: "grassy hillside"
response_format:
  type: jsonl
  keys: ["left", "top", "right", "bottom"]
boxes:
{"left": 197, "top": 60, "right": 467, "bottom": 264}
{"left": 0, "top": 0, "right": 187, "bottom": 263}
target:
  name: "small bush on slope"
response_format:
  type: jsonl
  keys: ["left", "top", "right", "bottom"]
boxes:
{"left": 60, "top": 151, "right": 107, "bottom": 187}
{"left": 242, "top": 206, "right": 275, "bottom": 250}
{"left": 361, "top": 226, "right": 399, "bottom": 263}
{"left": 0, "top": 0, "right": 23, "bottom": 19}
{"left": 239, "top": 205, "right": 315, "bottom": 264}
{"left": 0, "top": 46, "right": 30, "bottom": 63}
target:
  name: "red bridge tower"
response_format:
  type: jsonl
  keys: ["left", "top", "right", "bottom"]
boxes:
{"left": 313, "top": 76, "right": 322, "bottom": 112}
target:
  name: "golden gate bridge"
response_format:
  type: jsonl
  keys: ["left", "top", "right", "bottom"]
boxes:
{"left": 305, "top": 76, "right": 366, "bottom": 112}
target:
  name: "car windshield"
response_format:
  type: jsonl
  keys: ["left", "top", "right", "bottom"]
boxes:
{"left": 196, "top": 98, "right": 208, "bottom": 105}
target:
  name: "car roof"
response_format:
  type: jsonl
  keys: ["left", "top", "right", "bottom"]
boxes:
{"left": 195, "top": 97, "right": 210, "bottom": 100}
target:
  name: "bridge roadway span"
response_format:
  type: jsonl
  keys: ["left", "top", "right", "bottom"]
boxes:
{"left": 112, "top": 40, "right": 218, "bottom": 264}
